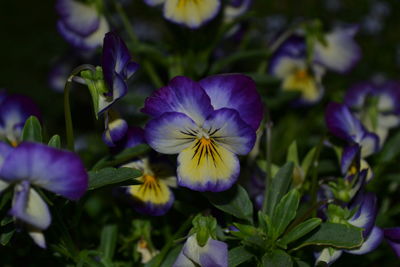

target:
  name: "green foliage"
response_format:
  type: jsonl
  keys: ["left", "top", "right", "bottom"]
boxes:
{"left": 48, "top": 134, "right": 61, "bottom": 148}
{"left": 88, "top": 167, "right": 142, "bottom": 190}
{"left": 228, "top": 246, "right": 254, "bottom": 267}
{"left": 21, "top": 116, "right": 42, "bottom": 143}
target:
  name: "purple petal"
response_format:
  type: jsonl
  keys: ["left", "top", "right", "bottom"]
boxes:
{"left": 10, "top": 181, "right": 51, "bottom": 230}
{"left": 203, "top": 108, "right": 256, "bottom": 155}
{"left": 56, "top": 0, "right": 100, "bottom": 36}
{"left": 142, "top": 76, "right": 214, "bottom": 125}
{"left": 341, "top": 144, "right": 360, "bottom": 175}
{"left": 385, "top": 228, "right": 400, "bottom": 242}
{"left": 199, "top": 238, "right": 228, "bottom": 267}
{"left": 144, "top": 0, "right": 166, "bottom": 6}
{"left": 173, "top": 249, "right": 196, "bottom": 267}
{"left": 344, "top": 82, "right": 374, "bottom": 110}
{"left": 98, "top": 73, "right": 128, "bottom": 115}
{"left": 346, "top": 226, "right": 383, "bottom": 255}
{"left": 124, "top": 61, "right": 140, "bottom": 79}
{"left": 102, "top": 32, "right": 136, "bottom": 89}
{"left": 103, "top": 117, "right": 128, "bottom": 147}
{"left": 0, "top": 94, "right": 41, "bottom": 144}
{"left": 314, "top": 25, "right": 361, "bottom": 73}
{"left": 348, "top": 192, "right": 378, "bottom": 237}
{"left": 0, "top": 142, "right": 88, "bottom": 200}
{"left": 0, "top": 141, "right": 13, "bottom": 167}
{"left": 145, "top": 112, "right": 198, "bottom": 154}
{"left": 224, "top": 0, "right": 252, "bottom": 20}
{"left": 199, "top": 74, "right": 263, "bottom": 130}
{"left": 325, "top": 102, "right": 365, "bottom": 143}
{"left": 386, "top": 239, "right": 400, "bottom": 258}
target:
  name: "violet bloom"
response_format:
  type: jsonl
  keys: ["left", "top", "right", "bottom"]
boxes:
{"left": 269, "top": 35, "right": 325, "bottom": 103}
{"left": 316, "top": 193, "right": 383, "bottom": 265}
{"left": 56, "top": 0, "right": 109, "bottom": 50}
{"left": 98, "top": 32, "right": 139, "bottom": 146}
{"left": 142, "top": 74, "right": 262, "bottom": 192}
{"left": 224, "top": 0, "right": 252, "bottom": 21}
{"left": 384, "top": 228, "right": 400, "bottom": 258}
{"left": 173, "top": 234, "right": 228, "bottom": 267}
{"left": 144, "top": 0, "right": 221, "bottom": 29}
{"left": 344, "top": 81, "right": 400, "bottom": 145}
{"left": 116, "top": 127, "right": 176, "bottom": 216}
{"left": 0, "top": 91, "right": 41, "bottom": 146}
{"left": 325, "top": 102, "right": 380, "bottom": 157}
{"left": 314, "top": 25, "right": 361, "bottom": 74}
{"left": 0, "top": 142, "right": 88, "bottom": 248}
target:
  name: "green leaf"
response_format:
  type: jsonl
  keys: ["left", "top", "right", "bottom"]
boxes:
{"left": 301, "top": 147, "right": 317, "bottom": 177}
{"left": 204, "top": 185, "right": 253, "bottom": 223}
{"left": 21, "top": 116, "right": 42, "bottom": 143}
{"left": 265, "top": 162, "right": 294, "bottom": 217}
{"left": 379, "top": 130, "right": 400, "bottom": 163}
{"left": 48, "top": 134, "right": 61, "bottom": 148}
{"left": 278, "top": 218, "right": 322, "bottom": 248}
{"left": 292, "top": 222, "right": 363, "bottom": 250}
{"left": 88, "top": 167, "right": 142, "bottom": 190}
{"left": 287, "top": 141, "right": 299, "bottom": 166}
{"left": 271, "top": 189, "right": 300, "bottom": 239}
{"left": 228, "top": 246, "right": 254, "bottom": 267}
{"left": 99, "top": 224, "right": 118, "bottom": 261}
{"left": 92, "top": 144, "right": 151, "bottom": 170}
{"left": 160, "top": 245, "right": 183, "bottom": 267}
{"left": 261, "top": 249, "right": 293, "bottom": 267}
{"left": 81, "top": 67, "right": 108, "bottom": 119}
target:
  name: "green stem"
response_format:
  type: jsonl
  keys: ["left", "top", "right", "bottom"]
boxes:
{"left": 310, "top": 136, "right": 325, "bottom": 213}
{"left": 262, "top": 116, "right": 273, "bottom": 213}
{"left": 64, "top": 64, "right": 97, "bottom": 151}
{"left": 114, "top": 0, "right": 138, "bottom": 44}
{"left": 143, "top": 60, "right": 164, "bottom": 88}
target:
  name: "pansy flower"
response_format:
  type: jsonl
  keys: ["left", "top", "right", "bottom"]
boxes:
{"left": 142, "top": 74, "right": 262, "bottom": 192}
{"left": 0, "top": 142, "right": 88, "bottom": 247}
{"left": 384, "top": 228, "right": 400, "bottom": 258}
{"left": 0, "top": 91, "right": 41, "bottom": 147}
{"left": 325, "top": 102, "right": 380, "bottom": 157}
{"left": 114, "top": 127, "right": 176, "bottom": 216}
{"left": 224, "top": 0, "right": 252, "bottom": 22}
{"left": 269, "top": 35, "right": 325, "bottom": 103}
{"left": 173, "top": 234, "right": 228, "bottom": 267}
{"left": 344, "top": 81, "right": 400, "bottom": 145}
{"left": 316, "top": 193, "right": 383, "bottom": 265}
{"left": 144, "top": 0, "right": 221, "bottom": 29}
{"left": 56, "top": 0, "right": 110, "bottom": 50}
{"left": 313, "top": 25, "right": 361, "bottom": 74}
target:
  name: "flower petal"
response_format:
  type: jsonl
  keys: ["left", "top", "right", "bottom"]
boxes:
{"left": 163, "top": 0, "right": 221, "bottom": 29}
{"left": 10, "top": 182, "right": 51, "bottom": 230}
{"left": 29, "top": 230, "right": 47, "bottom": 249}
{"left": 203, "top": 108, "right": 256, "bottom": 155}
{"left": 315, "top": 248, "right": 343, "bottom": 265}
{"left": 224, "top": 0, "right": 252, "bottom": 20}
{"left": 145, "top": 112, "right": 198, "bottom": 154}
{"left": 341, "top": 144, "right": 360, "bottom": 175}
{"left": 349, "top": 192, "right": 378, "bottom": 237}
{"left": 177, "top": 137, "right": 240, "bottom": 192}
{"left": 346, "top": 226, "right": 383, "bottom": 255}
{"left": 0, "top": 141, "right": 12, "bottom": 167}
{"left": 0, "top": 142, "right": 88, "bottom": 200}
{"left": 103, "top": 116, "right": 128, "bottom": 147}
{"left": 343, "top": 82, "right": 374, "bottom": 110}
{"left": 384, "top": 227, "right": 400, "bottom": 242}
{"left": 182, "top": 235, "right": 228, "bottom": 267}
{"left": 314, "top": 25, "right": 361, "bottom": 73}
{"left": 56, "top": 0, "right": 100, "bottom": 36}
{"left": 360, "top": 132, "right": 380, "bottom": 157}
{"left": 142, "top": 76, "right": 213, "bottom": 125}
{"left": 199, "top": 74, "right": 263, "bottom": 130}
{"left": 173, "top": 249, "right": 197, "bottom": 267}
{"left": 144, "top": 0, "right": 166, "bottom": 6}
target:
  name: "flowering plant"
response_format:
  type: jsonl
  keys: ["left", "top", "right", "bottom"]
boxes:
{"left": 2, "top": 1, "right": 400, "bottom": 266}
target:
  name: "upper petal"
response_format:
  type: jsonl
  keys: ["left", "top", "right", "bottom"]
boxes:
{"left": 145, "top": 112, "right": 198, "bottom": 154}
{"left": 313, "top": 25, "right": 361, "bottom": 73}
{"left": 348, "top": 192, "right": 378, "bottom": 237}
{"left": 10, "top": 182, "right": 51, "bottom": 230}
{"left": 199, "top": 74, "right": 263, "bottom": 130}
{"left": 56, "top": 0, "right": 100, "bottom": 36}
{"left": 203, "top": 108, "right": 256, "bottom": 155}
{"left": 0, "top": 142, "right": 88, "bottom": 200}
{"left": 142, "top": 76, "right": 213, "bottom": 125}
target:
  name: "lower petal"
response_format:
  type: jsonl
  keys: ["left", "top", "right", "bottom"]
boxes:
{"left": 346, "top": 226, "right": 383, "bottom": 255}
{"left": 177, "top": 140, "right": 239, "bottom": 192}
{"left": 11, "top": 182, "right": 51, "bottom": 230}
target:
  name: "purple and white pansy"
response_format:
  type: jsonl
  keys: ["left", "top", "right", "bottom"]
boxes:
{"left": 56, "top": 0, "right": 110, "bottom": 50}
{"left": 144, "top": 0, "right": 221, "bottom": 29}
{"left": 325, "top": 102, "right": 380, "bottom": 157}
{"left": 0, "top": 142, "right": 88, "bottom": 248}
{"left": 344, "top": 81, "right": 400, "bottom": 145}
{"left": 316, "top": 193, "right": 383, "bottom": 265}
{"left": 173, "top": 234, "right": 228, "bottom": 267}
{"left": 0, "top": 91, "right": 41, "bottom": 147}
{"left": 142, "top": 74, "right": 262, "bottom": 192}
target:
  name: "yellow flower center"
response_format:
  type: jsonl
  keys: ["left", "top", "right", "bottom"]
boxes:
{"left": 294, "top": 69, "right": 309, "bottom": 80}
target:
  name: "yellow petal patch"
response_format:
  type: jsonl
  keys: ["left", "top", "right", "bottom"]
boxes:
{"left": 164, "top": 0, "right": 220, "bottom": 28}
{"left": 282, "top": 69, "right": 321, "bottom": 102}
{"left": 129, "top": 175, "right": 171, "bottom": 205}
{"left": 177, "top": 137, "right": 239, "bottom": 191}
